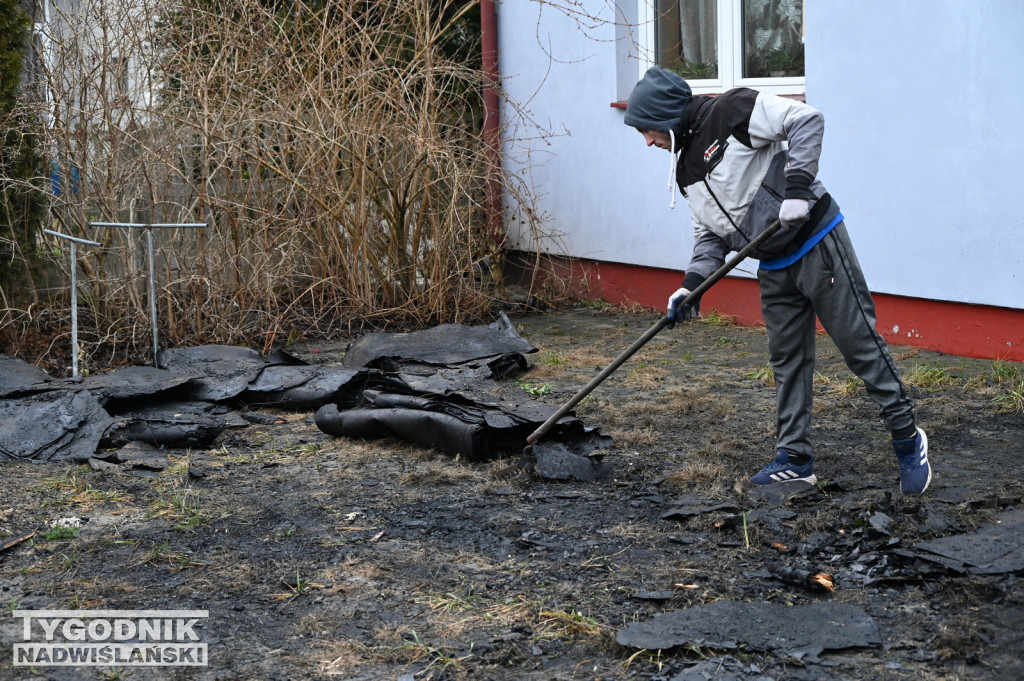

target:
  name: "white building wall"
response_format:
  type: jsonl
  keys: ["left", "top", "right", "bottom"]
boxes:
{"left": 499, "top": 0, "right": 1024, "bottom": 309}
{"left": 499, "top": 1, "right": 693, "bottom": 272}
{"left": 809, "top": 1, "right": 1023, "bottom": 308}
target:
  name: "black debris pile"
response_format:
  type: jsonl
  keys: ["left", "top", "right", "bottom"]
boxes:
{"left": 895, "top": 507, "right": 1024, "bottom": 575}
{"left": 658, "top": 480, "right": 982, "bottom": 591}
{"left": 87, "top": 441, "right": 169, "bottom": 477}
{"left": 0, "top": 354, "right": 57, "bottom": 396}
{"left": 103, "top": 401, "right": 232, "bottom": 449}
{"left": 339, "top": 315, "right": 535, "bottom": 378}
{"left": 314, "top": 314, "right": 612, "bottom": 479}
{"left": 0, "top": 389, "right": 113, "bottom": 463}
{"left": 1, "top": 314, "right": 613, "bottom": 479}
{"left": 616, "top": 600, "right": 881, "bottom": 662}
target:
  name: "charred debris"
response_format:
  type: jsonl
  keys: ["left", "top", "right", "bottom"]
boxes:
{"left": 0, "top": 313, "right": 609, "bottom": 481}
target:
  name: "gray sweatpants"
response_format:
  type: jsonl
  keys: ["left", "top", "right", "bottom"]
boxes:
{"left": 756, "top": 221, "right": 915, "bottom": 458}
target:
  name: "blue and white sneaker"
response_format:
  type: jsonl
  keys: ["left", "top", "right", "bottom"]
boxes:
{"left": 751, "top": 450, "right": 817, "bottom": 486}
{"left": 894, "top": 427, "right": 931, "bottom": 495}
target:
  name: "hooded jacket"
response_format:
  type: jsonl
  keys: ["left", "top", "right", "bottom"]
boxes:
{"left": 625, "top": 67, "right": 840, "bottom": 290}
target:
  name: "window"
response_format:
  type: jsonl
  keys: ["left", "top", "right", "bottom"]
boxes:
{"left": 640, "top": 0, "right": 804, "bottom": 95}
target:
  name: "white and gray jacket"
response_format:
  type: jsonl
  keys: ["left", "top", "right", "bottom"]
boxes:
{"left": 624, "top": 69, "right": 840, "bottom": 291}
{"left": 675, "top": 88, "right": 839, "bottom": 289}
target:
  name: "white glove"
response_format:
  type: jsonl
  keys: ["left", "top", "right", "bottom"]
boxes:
{"left": 779, "top": 198, "right": 810, "bottom": 229}
{"left": 666, "top": 287, "right": 698, "bottom": 326}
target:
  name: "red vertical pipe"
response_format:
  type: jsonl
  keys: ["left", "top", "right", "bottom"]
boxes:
{"left": 480, "top": 0, "right": 503, "bottom": 247}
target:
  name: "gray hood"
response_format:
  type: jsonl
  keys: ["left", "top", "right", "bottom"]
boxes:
{"left": 623, "top": 67, "right": 693, "bottom": 135}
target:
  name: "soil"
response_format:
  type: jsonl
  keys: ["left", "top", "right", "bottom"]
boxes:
{"left": 2, "top": 305, "right": 1023, "bottom": 681}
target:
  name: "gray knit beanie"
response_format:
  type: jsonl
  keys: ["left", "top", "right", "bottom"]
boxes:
{"left": 623, "top": 67, "right": 693, "bottom": 135}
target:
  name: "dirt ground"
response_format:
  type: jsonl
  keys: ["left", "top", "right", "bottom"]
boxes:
{"left": 2, "top": 305, "right": 1023, "bottom": 681}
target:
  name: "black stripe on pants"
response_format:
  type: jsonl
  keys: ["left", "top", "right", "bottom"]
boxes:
{"left": 756, "top": 222, "right": 915, "bottom": 458}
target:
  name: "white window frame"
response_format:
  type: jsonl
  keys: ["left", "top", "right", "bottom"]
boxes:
{"left": 638, "top": 0, "right": 805, "bottom": 96}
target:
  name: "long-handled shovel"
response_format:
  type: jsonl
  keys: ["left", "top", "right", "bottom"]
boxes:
{"left": 525, "top": 219, "right": 785, "bottom": 452}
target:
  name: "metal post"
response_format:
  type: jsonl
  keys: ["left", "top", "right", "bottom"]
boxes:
{"left": 147, "top": 227, "right": 157, "bottom": 362}
{"left": 89, "top": 222, "right": 207, "bottom": 366}
{"left": 43, "top": 229, "right": 102, "bottom": 377}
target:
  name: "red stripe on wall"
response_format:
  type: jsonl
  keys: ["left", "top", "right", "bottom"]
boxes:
{"left": 507, "top": 253, "right": 1024, "bottom": 362}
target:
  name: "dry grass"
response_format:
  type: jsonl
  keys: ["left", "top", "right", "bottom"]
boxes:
{"left": 663, "top": 460, "right": 728, "bottom": 487}
{"left": 534, "top": 609, "right": 609, "bottom": 641}
{"left": 790, "top": 507, "right": 841, "bottom": 538}
{"left": 662, "top": 387, "right": 738, "bottom": 421}
{"left": 322, "top": 639, "right": 376, "bottom": 675}
{"left": 610, "top": 425, "right": 660, "bottom": 449}
{"left": 624, "top": 362, "right": 668, "bottom": 389}
{"left": 4, "top": 0, "right": 560, "bottom": 372}
{"left": 742, "top": 362, "right": 776, "bottom": 387}
{"left": 562, "top": 344, "right": 621, "bottom": 369}
{"left": 397, "top": 457, "right": 489, "bottom": 486}
{"left": 814, "top": 371, "right": 864, "bottom": 397}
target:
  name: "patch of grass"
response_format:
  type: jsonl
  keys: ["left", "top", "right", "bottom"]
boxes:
{"left": 40, "top": 468, "right": 88, "bottom": 493}
{"left": 322, "top": 639, "right": 375, "bottom": 674}
{"left": 58, "top": 553, "right": 78, "bottom": 575}
{"left": 38, "top": 469, "right": 130, "bottom": 509}
{"left": 573, "top": 395, "right": 599, "bottom": 415}
{"left": 534, "top": 609, "right": 606, "bottom": 640}
{"left": 664, "top": 461, "right": 727, "bottom": 487}
{"left": 994, "top": 379, "right": 1024, "bottom": 414}
{"left": 43, "top": 525, "right": 80, "bottom": 541}
{"left": 291, "top": 569, "right": 311, "bottom": 595}
{"left": 537, "top": 352, "right": 564, "bottom": 366}
{"left": 663, "top": 386, "right": 719, "bottom": 414}
{"left": 401, "top": 630, "right": 472, "bottom": 674}
{"left": 288, "top": 442, "right": 323, "bottom": 457}
{"left": 982, "top": 360, "right": 1024, "bottom": 413}
{"left": 563, "top": 343, "right": 618, "bottom": 367}
{"left": 903, "top": 363, "right": 961, "bottom": 391}
{"left": 62, "top": 590, "right": 105, "bottom": 610}
{"left": 625, "top": 647, "right": 665, "bottom": 669}
{"left": 144, "top": 541, "right": 206, "bottom": 570}
{"left": 815, "top": 371, "right": 863, "bottom": 396}
{"left": 625, "top": 362, "right": 667, "bottom": 388}
{"left": 836, "top": 375, "right": 864, "bottom": 396}
{"left": 610, "top": 425, "right": 659, "bottom": 448}
{"left": 270, "top": 570, "right": 324, "bottom": 607}
{"left": 398, "top": 458, "right": 487, "bottom": 487}
{"left": 515, "top": 379, "right": 551, "bottom": 397}
{"left": 43, "top": 517, "right": 82, "bottom": 542}
{"left": 414, "top": 589, "right": 490, "bottom": 613}
{"left": 147, "top": 541, "right": 172, "bottom": 564}
{"left": 698, "top": 310, "right": 735, "bottom": 326}
{"left": 742, "top": 362, "right": 775, "bottom": 387}
{"left": 989, "top": 359, "right": 1023, "bottom": 384}
{"left": 151, "top": 486, "right": 210, "bottom": 532}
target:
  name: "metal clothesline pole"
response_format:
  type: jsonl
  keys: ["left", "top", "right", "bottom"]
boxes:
{"left": 43, "top": 229, "right": 102, "bottom": 377}
{"left": 90, "top": 222, "right": 208, "bottom": 366}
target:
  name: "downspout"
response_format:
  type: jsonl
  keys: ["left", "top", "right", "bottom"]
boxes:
{"left": 480, "top": 0, "right": 503, "bottom": 248}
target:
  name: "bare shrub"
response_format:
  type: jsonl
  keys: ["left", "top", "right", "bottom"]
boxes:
{"left": 8, "top": 0, "right": 554, "bottom": 371}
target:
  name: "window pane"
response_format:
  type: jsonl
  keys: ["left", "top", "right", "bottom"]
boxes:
{"left": 656, "top": 0, "right": 718, "bottom": 80}
{"left": 743, "top": 0, "right": 804, "bottom": 78}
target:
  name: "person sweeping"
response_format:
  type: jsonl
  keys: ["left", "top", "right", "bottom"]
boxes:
{"left": 624, "top": 67, "right": 931, "bottom": 494}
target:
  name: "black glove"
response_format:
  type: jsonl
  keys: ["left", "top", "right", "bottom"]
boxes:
{"left": 666, "top": 287, "right": 700, "bottom": 328}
